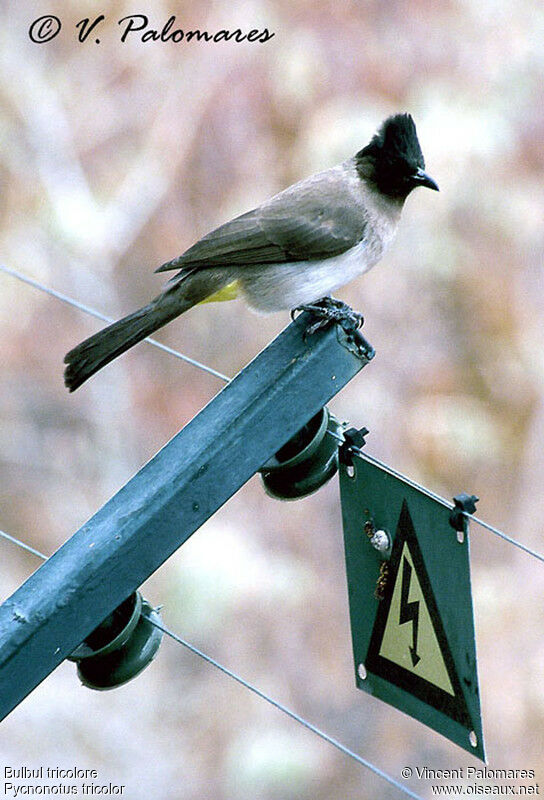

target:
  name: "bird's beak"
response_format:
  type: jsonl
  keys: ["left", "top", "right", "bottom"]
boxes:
{"left": 413, "top": 168, "right": 439, "bottom": 191}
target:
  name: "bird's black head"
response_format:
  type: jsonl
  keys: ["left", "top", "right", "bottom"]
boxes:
{"left": 355, "top": 113, "right": 439, "bottom": 200}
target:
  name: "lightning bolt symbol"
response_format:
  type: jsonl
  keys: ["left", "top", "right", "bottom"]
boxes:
{"left": 399, "top": 555, "right": 421, "bottom": 667}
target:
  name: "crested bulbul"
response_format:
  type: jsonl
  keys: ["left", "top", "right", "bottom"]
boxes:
{"left": 64, "top": 113, "right": 438, "bottom": 391}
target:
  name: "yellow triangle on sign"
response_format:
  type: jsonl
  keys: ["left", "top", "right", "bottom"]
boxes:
{"left": 379, "top": 541, "right": 454, "bottom": 695}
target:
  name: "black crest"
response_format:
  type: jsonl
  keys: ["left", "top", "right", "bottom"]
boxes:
{"left": 356, "top": 114, "right": 427, "bottom": 199}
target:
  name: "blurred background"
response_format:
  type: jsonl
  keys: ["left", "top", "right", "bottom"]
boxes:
{"left": 1, "top": 0, "right": 543, "bottom": 797}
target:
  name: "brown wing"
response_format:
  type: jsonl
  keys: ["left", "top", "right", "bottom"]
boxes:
{"left": 156, "top": 163, "right": 368, "bottom": 273}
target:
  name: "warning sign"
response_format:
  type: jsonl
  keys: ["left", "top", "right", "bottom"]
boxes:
{"left": 379, "top": 546, "right": 452, "bottom": 691}
{"left": 339, "top": 454, "right": 485, "bottom": 760}
{"left": 365, "top": 501, "right": 471, "bottom": 727}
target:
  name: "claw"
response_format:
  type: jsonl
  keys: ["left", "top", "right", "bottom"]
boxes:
{"left": 292, "top": 296, "right": 364, "bottom": 338}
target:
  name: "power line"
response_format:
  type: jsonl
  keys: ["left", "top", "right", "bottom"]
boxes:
{"left": 151, "top": 618, "right": 424, "bottom": 800}
{"left": 0, "top": 528, "right": 422, "bottom": 800}
{"left": 3, "top": 263, "right": 542, "bottom": 565}
{"left": 358, "top": 450, "right": 544, "bottom": 563}
{"left": 0, "top": 529, "right": 48, "bottom": 561}
{"left": 0, "top": 265, "right": 230, "bottom": 383}
{"left": 3, "top": 264, "right": 542, "bottom": 564}
{"left": 328, "top": 430, "right": 544, "bottom": 565}
{"left": 0, "top": 266, "right": 539, "bottom": 793}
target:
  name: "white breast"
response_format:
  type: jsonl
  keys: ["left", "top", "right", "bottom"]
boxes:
{"left": 239, "top": 187, "right": 402, "bottom": 313}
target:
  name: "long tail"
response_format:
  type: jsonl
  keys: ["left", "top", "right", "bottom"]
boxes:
{"left": 63, "top": 269, "right": 231, "bottom": 392}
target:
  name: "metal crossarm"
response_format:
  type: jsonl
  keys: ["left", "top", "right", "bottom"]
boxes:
{"left": 0, "top": 315, "right": 373, "bottom": 721}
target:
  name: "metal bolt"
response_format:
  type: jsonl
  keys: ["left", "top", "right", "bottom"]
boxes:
{"left": 370, "top": 529, "right": 391, "bottom": 554}
{"left": 358, "top": 663, "right": 367, "bottom": 680}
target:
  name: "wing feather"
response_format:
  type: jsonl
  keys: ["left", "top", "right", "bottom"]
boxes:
{"left": 157, "top": 162, "right": 367, "bottom": 273}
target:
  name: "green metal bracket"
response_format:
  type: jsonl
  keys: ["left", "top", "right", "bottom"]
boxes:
{"left": 339, "top": 452, "right": 485, "bottom": 761}
{"left": 0, "top": 315, "right": 373, "bottom": 721}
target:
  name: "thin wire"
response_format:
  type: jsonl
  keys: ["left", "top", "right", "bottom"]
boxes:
{"left": 1, "top": 260, "right": 540, "bottom": 563}
{"left": 1, "top": 260, "right": 541, "bottom": 564}
{"left": 151, "top": 618, "right": 424, "bottom": 800}
{"left": 0, "top": 526, "right": 422, "bottom": 800}
{"left": 3, "top": 265, "right": 542, "bottom": 556}
{"left": 464, "top": 513, "right": 544, "bottom": 562}
{"left": 0, "top": 261, "right": 536, "bottom": 790}
{"left": 0, "top": 529, "right": 47, "bottom": 560}
{"left": 329, "top": 430, "right": 544, "bottom": 564}
{"left": 0, "top": 265, "right": 230, "bottom": 383}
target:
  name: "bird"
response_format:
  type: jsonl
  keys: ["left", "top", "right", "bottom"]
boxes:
{"left": 64, "top": 113, "right": 438, "bottom": 392}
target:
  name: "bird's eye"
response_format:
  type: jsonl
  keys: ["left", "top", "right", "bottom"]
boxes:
{"left": 395, "top": 162, "right": 413, "bottom": 180}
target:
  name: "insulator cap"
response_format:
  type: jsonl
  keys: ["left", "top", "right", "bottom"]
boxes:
{"left": 68, "top": 592, "right": 163, "bottom": 690}
{"left": 259, "top": 407, "right": 343, "bottom": 500}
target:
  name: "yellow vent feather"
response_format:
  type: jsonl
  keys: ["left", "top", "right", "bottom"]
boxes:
{"left": 198, "top": 281, "right": 240, "bottom": 304}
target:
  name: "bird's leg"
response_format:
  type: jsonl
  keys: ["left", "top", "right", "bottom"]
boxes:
{"left": 291, "top": 296, "right": 364, "bottom": 337}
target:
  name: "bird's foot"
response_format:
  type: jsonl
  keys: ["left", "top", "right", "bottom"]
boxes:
{"left": 291, "top": 296, "right": 364, "bottom": 337}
